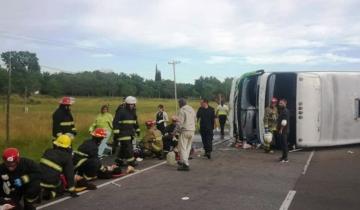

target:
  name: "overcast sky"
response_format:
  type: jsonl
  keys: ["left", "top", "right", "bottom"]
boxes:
{"left": 1, "top": 0, "right": 360, "bottom": 83}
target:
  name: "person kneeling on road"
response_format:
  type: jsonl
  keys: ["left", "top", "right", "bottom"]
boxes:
{"left": 39, "top": 135, "right": 78, "bottom": 200}
{"left": 142, "top": 120, "right": 163, "bottom": 159}
{"left": 162, "top": 116, "right": 180, "bottom": 156}
{"left": 0, "top": 148, "right": 41, "bottom": 210}
{"left": 73, "top": 128, "right": 123, "bottom": 189}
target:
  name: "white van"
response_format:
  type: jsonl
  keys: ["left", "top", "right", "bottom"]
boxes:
{"left": 229, "top": 70, "right": 360, "bottom": 147}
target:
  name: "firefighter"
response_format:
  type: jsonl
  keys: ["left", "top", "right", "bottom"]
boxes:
{"left": 155, "top": 104, "right": 169, "bottom": 135}
{"left": 162, "top": 116, "right": 179, "bottom": 155}
{"left": 216, "top": 100, "right": 229, "bottom": 139}
{"left": 73, "top": 128, "right": 123, "bottom": 186}
{"left": 39, "top": 135, "right": 78, "bottom": 200}
{"left": 142, "top": 120, "right": 163, "bottom": 159}
{"left": 263, "top": 97, "right": 279, "bottom": 153}
{"left": 52, "top": 96, "right": 77, "bottom": 140}
{"left": 0, "top": 148, "right": 41, "bottom": 210}
{"left": 113, "top": 96, "right": 140, "bottom": 167}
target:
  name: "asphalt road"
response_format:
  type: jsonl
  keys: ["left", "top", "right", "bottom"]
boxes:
{"left": 37, "top": 135, "right": 360, "bottom": 210}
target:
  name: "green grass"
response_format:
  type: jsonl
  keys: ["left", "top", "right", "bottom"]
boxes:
{"left": 0, "top": 96, "right": 216, "bottom": 160}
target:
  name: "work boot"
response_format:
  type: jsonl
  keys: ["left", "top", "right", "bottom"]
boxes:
{"left": 177, "top": 164, "right": 190, "bottom": 171}
{"left": 206, "top": 152, "right": 211, "bottom": 159}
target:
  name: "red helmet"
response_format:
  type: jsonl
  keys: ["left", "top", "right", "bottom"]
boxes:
{"left": 145, "top": 120, "right": 155, "bottom": 127}
{"left": 271, "top": 97, "right": 278, "bottom": 104}
{"left": 91, "top": 128, "right": 107, "bottom": 138}
{"left": 59, "top": 96, "right": 74, "bottom": 105}
{"left": 2, "top": 148, "right": 20, "bottom": 163}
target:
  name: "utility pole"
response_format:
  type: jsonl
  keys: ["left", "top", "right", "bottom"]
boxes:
{"left": 6, "top": 52, "right": 12, "bottom": 144}
{"left": 168, "top": 60, "right": 180, "bottom": 112}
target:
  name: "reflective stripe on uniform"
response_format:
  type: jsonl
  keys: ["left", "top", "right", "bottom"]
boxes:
{"left": 25, "top": 195, "right": 39, "bottom": 203}
{"left": 113, "top": 129, "right": 120, "bottom": 134}
{"left": 21, "top": 175, "right": 30, "bottom": 184}
{"left": 136, "top": 128, "right": 140, "bottom": 132}
{"left": 118, "top": 136, "right": 132, "bottom": 141}
{"left": 75, "top": 158, "right": 88, "bottom": 169}
{"left": 73, "top": 150, "right": 88, "bottom": 157}
{"left": 126, "top": 157, "right": 135, "bottom": 162}
{"left": 60, "top": 121, "right": 74, "bottom": 126}
{"left": 119, "top": 120, "right": 137, "bottom": 124}
{"left": 40, "top": 158, "right": 63, "bottom": 172}
{"left": 83, "top": 174, "right": 97, "bottom": 181}
{"left": 68, "top": 186, "right": 75, "bottom": 192}
{"left": 40, "top": 182, "right": 61, "bottom": 189}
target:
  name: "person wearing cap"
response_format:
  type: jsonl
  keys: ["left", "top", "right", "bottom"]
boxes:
{"left": 176, "top": 98, "right": 196, "bottom": 171}
{"left": 264, "top": 97, "right": 279, "bottom": 152}
{"left": 142, "top": 120, "right": 163, "bottom": 159}
{"left": 112, "top": 96, "right": 140, "bottom": 167}
{"left": 0, "top": 148, "right": 41, "bottom": 210}
{"left": 89, "top": 105, "right": 113, "bottom": 158}
{"left": 216, "top": 100, "right": 229, "bottom": 139}
{"left": 39, "top": 135, "right": 78, "bottom": 200}
{"left": 52, "top": 96, "right": 77, "bottom": 140}
{"left": 162, "top": 116, "right": 180, "bottom": 155}
{"left": 155, "top": 104, "right": 169, "bottom": 135}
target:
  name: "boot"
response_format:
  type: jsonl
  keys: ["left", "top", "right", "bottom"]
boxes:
{"left": 177, "top": 164, "right": 190, "bottom": 171}
{"left": 24, "top": 202, "right": 36, "bottom": 210}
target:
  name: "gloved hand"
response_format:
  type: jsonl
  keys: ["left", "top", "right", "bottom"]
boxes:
{"left": 13, "top": 178, "right": 22, "bottom": 188}
{"left": 69, "top": 191, "right": 79, "bottom": 198}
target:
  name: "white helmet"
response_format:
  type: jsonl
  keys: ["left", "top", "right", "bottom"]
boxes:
{"left": 125, "top": 96, "right": 137, "bottom": 104}
{"left": 263, "top": 132, "right": 273, "bottom": 144}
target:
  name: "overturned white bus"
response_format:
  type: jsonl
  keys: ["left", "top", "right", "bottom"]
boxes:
{"left": 228, "top": 70, "right": 360, "bottom": 147}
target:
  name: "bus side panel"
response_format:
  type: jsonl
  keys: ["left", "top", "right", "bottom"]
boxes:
{"left": 318, "top": 73, "right": 360, "bottom": 146}
{"left": 296, "top": 73, "right": 321, "bottom": 147}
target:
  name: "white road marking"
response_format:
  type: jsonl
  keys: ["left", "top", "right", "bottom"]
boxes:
{"left": 279, "top": 190, "right": 296, "bottom": 210}
{"left": 302, "top": 150, "right": 315, "bottom": 175}
{"left": 37, "top": 161, "right": 166, "bottom": 209}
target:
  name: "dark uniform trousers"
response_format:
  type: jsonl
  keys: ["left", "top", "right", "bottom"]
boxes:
{"left": 280, "top": 133, "right": 289, "bottom": 160}
{"left": 200, "top": 129, "right": 213, "bottom": 154}
{"left": 218, "top": 115, "right": 227, "bottom": 136}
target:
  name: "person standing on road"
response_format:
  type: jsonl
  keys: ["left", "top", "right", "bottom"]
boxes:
{"left": 263, "top": 97, "right": 279, "bottom": 153}
{"left": 89, "top": 105, "right": 113, "bottom": 157}
{"left": 176, "top": 98, "right": 196, "bottom": 171}
{"left": 216, "top": 100, "right": 229, "bottom": 139}
{"left": 277, "top": 99, "right": 290, "bottom": 163}
{"left": 52, "top": 96, "right": 77, "bottom": 140}
{"left": 197, "top": 99, "right": 216, "bottom": 159}
{"left": 155, "top": 104, "right": 169, "bottom": 135}
{"left": 112, "top": 96, "right": 140, "bottom": 167}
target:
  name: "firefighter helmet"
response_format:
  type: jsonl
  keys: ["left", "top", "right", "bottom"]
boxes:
{"left": 2, "top": 148, "right": 20, "bottom": 163}
{"left": 125, "top": 96, "right": 137, "bottom": 104}
{"left": 271, "top": 97, "right": 278, "bottom": 104}
{"left": 91, "top": 128, "right": 107, "bottom": 138}
{"left": 59, "top": 96, "right": 74, "bottom": 105}
{"left": 53, "top": 135, "right": 72, "bottom": 148}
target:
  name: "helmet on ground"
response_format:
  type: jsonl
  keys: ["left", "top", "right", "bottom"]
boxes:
{"left": 145, "top": 120, "right": 155, "bottom": 127}
{"left": 271, "top": 97, "right": 278, "bottom": 104}
{"left": 53, "top": 135, "right": 72, "bottom": 148}
{"left": 91, "top": 128, "right": 107, "bottom": 138}
{"left": 60, "top": 96, "right": 74, "bottom": 105}
{"left": 125, "top": 96, "right": 137, "bottom": 104}
{"left": 2, "top": 148, "right": 20, "bottom": 163}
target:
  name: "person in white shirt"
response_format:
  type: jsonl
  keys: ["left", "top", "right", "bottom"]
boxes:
{"left": 176, "top": 98, "right": 196, "bottom": 171}
{"left": 155, "top": 104, "right": 169, "bottom": 135}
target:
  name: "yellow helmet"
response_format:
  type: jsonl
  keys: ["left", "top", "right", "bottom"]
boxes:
{"left": 53, "top": 135, "right": 72, "bottom": 148}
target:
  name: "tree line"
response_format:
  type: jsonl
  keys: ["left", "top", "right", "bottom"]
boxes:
{"left": 0, "top": 51, "right": 233, "bottom": 100}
